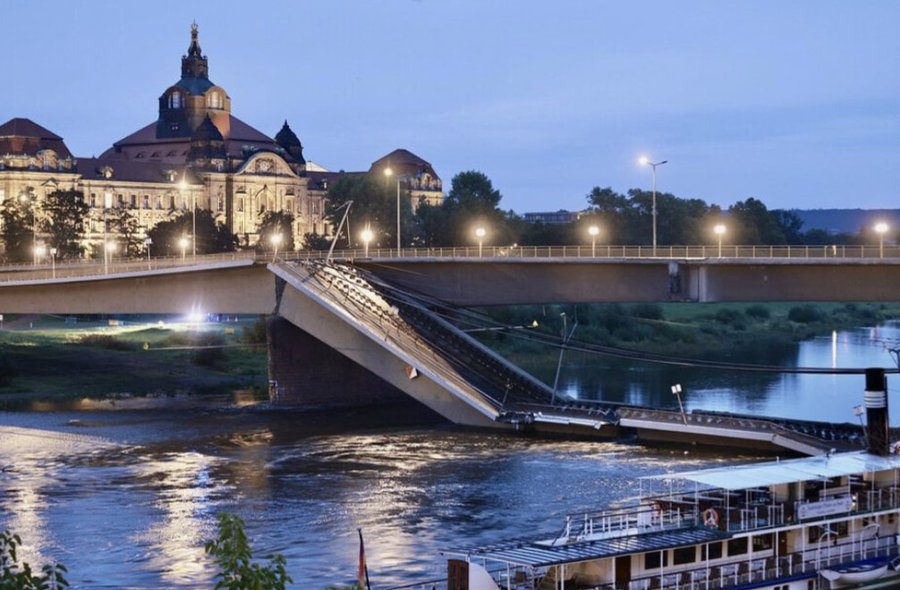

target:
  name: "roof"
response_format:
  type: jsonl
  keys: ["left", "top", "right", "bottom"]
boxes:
{"left": 450, "top": 527, "right": 727, "bottom": 568}
{"left": 76, "top": 157, "right": 200, "bottom": 185}
{"left": 369, "top": 148, "right": 439, "bottom": 180}
{"left": 646, "top": 451, "right": 900, "bottom": 491}
{"left": 0, "top": 117, "right": 73, "bottom": 159}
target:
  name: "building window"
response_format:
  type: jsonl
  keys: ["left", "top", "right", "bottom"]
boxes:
{"left": 130, "top": 194, "right": 137, "bottom": 208}
{"left": 217, "top": 196, "right": 224, "bottom": 212}
{"left": 104, "top": 192, "right": 113, "bottom": 209}
{"left": 207, "top": 92, "right": 222, "bottom": 109}
{"left": 143, "top": 195, "right": 150, "bottom": 209}
{"left": 90, "top": 193, "right": 97, "bottom": 207}
{"left": 169, "top": 196, "right": 176, "bottom": 210}
{"left": 169, "top": 92, "right": 182, "bottom": 109}
{"left": 117, "top": 194, "right": 125, "bottom": 208}
{"left": 238, "top": 198, "right": 244, "bottom": 212}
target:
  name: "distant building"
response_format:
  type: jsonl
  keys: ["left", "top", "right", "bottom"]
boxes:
{"left": 0, "top": 23, "right": 443, "bottom": 256}
{"left": 523, "top": 210, "right": 583, "bottom": 224}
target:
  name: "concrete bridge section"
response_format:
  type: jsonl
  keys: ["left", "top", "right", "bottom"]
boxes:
{"left": 353, "top": 257, "right": 900, "bottom": 305}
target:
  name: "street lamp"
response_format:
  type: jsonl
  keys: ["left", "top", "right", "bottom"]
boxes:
{"left": 179, "top": 174, "right": 195, "bottom": 259}
{"left": 178, "top": 236, "right": 189, "bottom": 262}
{"left": 588, "top": 225, "right": 600, "bottom": 257}
{"left": 639, "top": 156, "right": 668, "bottom": 254}
{"left": 104, "top": 240, "right": 116, "bottom": 274}
{"left": 144, "top": 238, "right": 152, "bottom": 270}
{"left": 50, "top": 247, "right": 57, "bottom": 279}
{"left": 361, "top": 225, "right": 374, "bottom": 257}
{"left": 475, "top": 226, "right": 486, "bottom": 257}
{"left": 875, "top": 222, "right": 889, "bottom": 259}
{"left": 384, "top": 166, "right": 401, "bottom": 255}
{"left": 270, "top": 232, "right": 283, "bottom": 262}
{"left": 714, "top": 223, "right": 727, "bottom": 258}
{"left": 18, "top": 191, "right": 37, "bottom": 266}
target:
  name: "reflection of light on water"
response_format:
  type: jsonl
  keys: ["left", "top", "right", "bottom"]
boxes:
{"left": 3, "top": 480, "right": 49, "bottom": 568}
{"left": 832, "top": 330, "right": 838, "bottom": 368}
{"left": 130, "top": 452, "right": 227, "bottom": 585}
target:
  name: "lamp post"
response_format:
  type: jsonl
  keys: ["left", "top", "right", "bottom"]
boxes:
{"left": 588, "top": 225, "right": 599, "bottom": 257}
{"left": 179, "top": 236, "right": 189, "bottom": 262}
{"left": 361, "top": 225, "right": 374, "bottom": 257}
{"left": 714, "top": 223, "right": 726, "bottom": 258}
{"left": 144, "top": 238, "right": 152, "bottom": 270}
{"left": 639, "top": 156, "right": 667, "bottom": 254}
{"left": 475, "top": 226, "right": 486, "bottom": 257}
{"left": 18, "top": 191, "right": 37, "bottom": 266}
{"left": 270, "top": 232, "right": 283, "bottom": 262}
{"left": 104, "top": 241, "right": 116, "bottom": 274}
{"left": 180, "top": 175, "right": 196, "bottom": 259}
{"left": 384, "top": 166, "right": 401, "bottom": 255}
{"left": 875, "top": 222, "right": 889, "bottom": 259}
{"left": 35, "top": 244, "right": 46, "bottom": 268}
{"left": 49, "top": 247, "right": 57, "bottom": 279}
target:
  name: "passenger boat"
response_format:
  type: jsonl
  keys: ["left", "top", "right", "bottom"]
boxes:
{"left": 442, "top": 368, "right": 900, "bottom": 590}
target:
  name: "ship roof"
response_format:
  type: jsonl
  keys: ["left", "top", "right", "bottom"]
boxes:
{"left": 645, "top": 451, "right": 900, "bottom": 491}
{"left": 447, "top": 527, "right": 727, "bottom": 568}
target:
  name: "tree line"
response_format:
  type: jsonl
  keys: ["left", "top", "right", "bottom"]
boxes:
{"left": 0, "top": 175, "right": 882, "bottom": 263}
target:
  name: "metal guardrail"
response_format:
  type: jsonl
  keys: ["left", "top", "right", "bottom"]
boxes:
{"left": 1, "top": 243, "right": 897, "bottom": 283}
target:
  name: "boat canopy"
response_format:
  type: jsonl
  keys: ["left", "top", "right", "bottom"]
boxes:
{"left": 644, "top": 451, "right": 900, "bottom": 491}
{"left": 445, "top": 528, "right": 727, "bottom": 568}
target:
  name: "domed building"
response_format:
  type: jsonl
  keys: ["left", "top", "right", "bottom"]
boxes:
{"left": 0, "top": 23, "right": 443, "bottom": 258}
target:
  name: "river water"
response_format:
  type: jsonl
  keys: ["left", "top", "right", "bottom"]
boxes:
{"left": 0, "top": 323, "right": 897, "bottom": 589}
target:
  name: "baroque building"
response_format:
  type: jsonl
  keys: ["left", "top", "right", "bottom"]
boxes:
{"left": 0, "top": 24, "right": 443, "bottom": 258}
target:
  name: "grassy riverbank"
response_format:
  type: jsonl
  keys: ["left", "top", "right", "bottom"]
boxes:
{"left": 472, "top": 302, "right": 900, "bottom": 365}
{"left": 0, "top": 315, "right": 268, "bottom": 405}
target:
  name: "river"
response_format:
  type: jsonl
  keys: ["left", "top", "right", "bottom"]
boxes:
{"left": 0, "top": 323, "right": 897, "bottom": 588}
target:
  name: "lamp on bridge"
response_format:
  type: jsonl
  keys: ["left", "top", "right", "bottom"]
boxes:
{"left": 713, "top": 223, "right": 727, "bottom": 258}
{"left": 35, "top": 244, "right": 46, "bottom": 266}
{"left": 361, "top": 225, "right": 374, "bottom": 257}
{"left": 270, "top": 232, "right": 283, "bottom": 262}
{"left": 104, "top": 240, "right": 116, "bottom": 274}
{"left": 875, "top": 222, "right": 889, "bottom": 259}
{"left": 588, "top": 225, "right": 600, "bottom": 257}
{"left": 144, "top": 238, "right": 152, "bottom": 270}
{"left": 474, "top": 226, "right": 487, "bottom": 257}
{"left": 639, "top": 155, "right": 667, "bottom": 255}
{"left": 50, "top": 247, "right": 57, "bottom": 279}
{"left": 178, "top": 236, "right": 189, "bottom": 262}
{"left": 383, "top": 166, "right": 401, "bottom": 255}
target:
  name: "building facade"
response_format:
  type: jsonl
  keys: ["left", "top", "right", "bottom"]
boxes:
{"left": 0, "top": 24, "right": 443, "bottom": 259}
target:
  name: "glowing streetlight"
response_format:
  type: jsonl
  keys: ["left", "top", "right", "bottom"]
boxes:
{"left": 588, "top": 225, "right": 600, "bottom": 257}
{"left": 270, "top": 232, "right": 283, "bottom": 262}
{"left": 179, "top": 174, "right": 195, "bottom": 259}
{"left": 104, "top": 240, "right": 116, "bottom": 274}
{"left": 361, "top": 225, "right": 374, "bottom": 257}
{"left": 178, "top": 236, "right": 189, "bottom": 262}
{"left": 875, "top": 222, "right": 889, "bottom": 259}
{"left": 144, "top": 237, "right": 152, "bottom": 270}
{"left": 35, "top": 244, "right": 46, "bottom": 265}
{"left": 475, "top": 226, "right": 486, "bottom": 257}
{"left": 639, "top": 155, "right": 668, "bottom": 254}
{"left": 49, "top": 247, "right": 57, "bottom": 279}
{"left": 713, "top": 223, "right": 727, "bottom": 258}
{"left": 384, "top": 166, "right": 401, "bottom": 254}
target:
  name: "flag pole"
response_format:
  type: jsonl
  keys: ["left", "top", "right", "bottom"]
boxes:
{"left": 358, "top": 528, "right": 372, "bottom": 590}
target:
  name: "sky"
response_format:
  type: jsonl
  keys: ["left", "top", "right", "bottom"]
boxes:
{"left": 5, "top": 1, "right": 900, "bottom": 215}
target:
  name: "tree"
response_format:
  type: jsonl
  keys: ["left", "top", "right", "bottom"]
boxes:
{"left": 302, "top": 231, "right": 331, "bottom": 251}
{"left": 106, "top": 207, "right": 144, "bottom": 258}
{"left": 729, "top": 198, "right": 788, "bottom": 244}
{"left": 42, "top": 189, "right": 90, "bottom": 259}
{"left": 325, "top": 175, "right": 409, "bottom": 249}
{"left": 423, "top": 170, "right": 508, "bottom": 246}
{"left": 256, "top": 211, "right": 294, "bottom": 253}
{"left": 147, "top": 210, "right": 235, "bottom": 257}
{"left": 0, "top": 195, "right": 33, "bottom": 263}
{"left": 205, "top": 513, "right": 292, "bottom": 590}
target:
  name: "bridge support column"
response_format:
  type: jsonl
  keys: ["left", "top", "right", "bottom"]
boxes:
{"left": 266, "top": 316, "right": 409, "bottom": 407}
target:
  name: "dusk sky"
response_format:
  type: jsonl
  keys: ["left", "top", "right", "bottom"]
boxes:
{"left": 6, "top": 1, "right": 900, "bottom": 214}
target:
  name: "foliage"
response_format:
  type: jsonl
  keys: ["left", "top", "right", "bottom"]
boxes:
{"left": 301, "top": 231, "right": 331, "bottom": 251}
{"left": 204, "top": 513, "right": 292, "bottom": 590}
{"left": 147, "top": 210, "right": 236, "bottom": 256}
{"left": 630, "top": 303, "right": 664, "bottom": 321}
{"left": 193, "top": 333, "right": 227, "bottom": 369}
{"left": 788, "top": 304, "right": 825, "bottom": 323}
{"left": 42, "top": 190, "right": 90, "bottom": 259}
{"left": 241, "top": 317, "right": 268, "bottom": 346}
{"left": 75, "top": 334, "right": 138, "bottom": 351}
{"left": 105, "top": 207, "right": 144, "bottom": 258}
{"left": 0, "top": 529, "right": 69, "bottom": 589}
{"left": 325, "top": 174, "right": 410, "bottom": 248}
{"left": 0, "top": 356, "right": 14, "bottom": 387}
{"left": 0, "top": 193, "right": 34, "bottom": 263}
{"left": 745, "top": 305, "right": 771, "bottom": 319}
{"left": 256, "top": 211, "right": 295, "bottom": 254}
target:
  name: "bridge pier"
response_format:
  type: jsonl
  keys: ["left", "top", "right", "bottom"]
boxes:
{"left": 266, "top": 316, "right": 410, "bottom": 407}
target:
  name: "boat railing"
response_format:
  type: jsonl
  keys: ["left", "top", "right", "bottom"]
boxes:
{"left": 553, "top": 502, "right": 696, "bottom": 543}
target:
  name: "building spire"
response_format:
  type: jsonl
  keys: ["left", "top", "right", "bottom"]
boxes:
{"left": 181, "top": 21, "right": 209, "bottom": 79}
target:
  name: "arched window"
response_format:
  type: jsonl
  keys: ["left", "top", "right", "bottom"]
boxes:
{"left": 207, "top": 92, "right": 221, "bottom": 109}
{"left": 169, "top": 91, "right": 182, "bottom": 109}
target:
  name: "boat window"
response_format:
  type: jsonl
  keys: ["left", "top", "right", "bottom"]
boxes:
{"left": 673, "top": 547, "right": 696, "bottom": 565}
{"left": 644, "top": 551, "right": 669, "bottom": 569}
{"left": 752, "top": 534, "right": 773, "bottom": 551}
{"left": 703, "top": 542, "right": 723, "bottom": 560}
{"left": 727, "top": 538, "right": 748, "bottom": 556}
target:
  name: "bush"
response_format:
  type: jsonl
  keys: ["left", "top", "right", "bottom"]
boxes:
{"left": 630, "top": 303, "right": 664, "bottom": 320}
{"left": 0, "top": 355, "right": 16, "bottom": 387}
{"left": 788, "top": 305, "right": 824, "bottom": 323}
{"left": 0, "top": 529, "right": 68, "bottom": 588}
{"left": 745, "top": 305, "right": 770, "bottom": 320}
{"left": 75, "top": 334, "right": 138, "bottom": 351}
{"left": 205, "top": 513, "right": 292, "bottom": 590}
{"left": 241, "top": 317, "right": 268, "bottom": 346}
